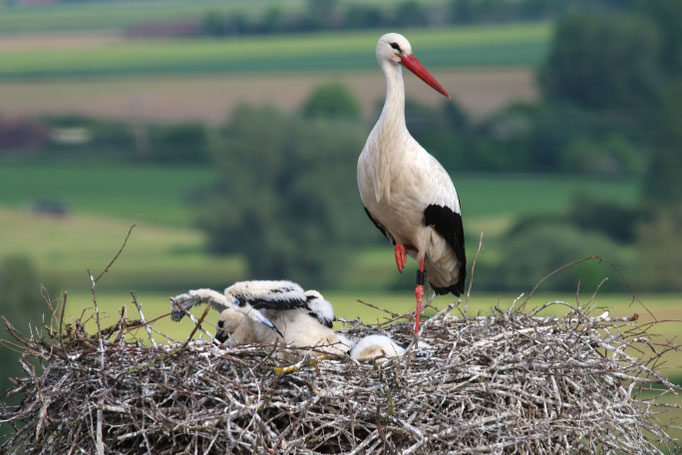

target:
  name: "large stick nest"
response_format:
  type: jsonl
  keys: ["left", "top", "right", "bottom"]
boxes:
{"left": 1, "top": 297, "right": 680, "bottom": 454}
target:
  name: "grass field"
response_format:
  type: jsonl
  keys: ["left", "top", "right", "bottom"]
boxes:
{"left": 0, "top": 164, "right": 638, "bottom": 225}
{"left": 0, "top": 164, "right": 211, "bottom": 226}
{"left": 0, "top": 23, "right": 550, "bottom": 79}
{"left": 0, "top": 163, "right": 640, "bottom": 291}
{"left": 0, "top": 206, "right": 246, "bottom": 291}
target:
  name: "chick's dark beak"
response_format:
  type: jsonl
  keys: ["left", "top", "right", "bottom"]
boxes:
{"left": 215, "top": 331, "right": 229, "bottom": 343}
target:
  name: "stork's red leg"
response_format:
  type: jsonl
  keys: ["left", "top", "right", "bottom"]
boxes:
{"left": 394, "top": 243, "right": 407, "bottom": 272}
{"left": 414, "top": 257, "right": 426, "bottom": 334}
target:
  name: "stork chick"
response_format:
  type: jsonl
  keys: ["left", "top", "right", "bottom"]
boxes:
{"left": 350, "top": 334, "right": 406, "bottom": 361}
{"left": 215, "top": 305, "right": 352, "bottom": 357}
{"left": 171, "top": 281, "right": 351, "bottom": 357}
{"left": 170, "top": 288, "right": 282, "bottom": 344}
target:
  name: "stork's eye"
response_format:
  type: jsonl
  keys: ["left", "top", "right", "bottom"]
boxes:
{"left": 390, "top": 42, "right": 402, "bottom": 53}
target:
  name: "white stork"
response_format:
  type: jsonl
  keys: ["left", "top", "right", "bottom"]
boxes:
{"left": 358, "top": 33, "right": 466, "bottom": 333}
{"left": 170, "top": 281, "right": 351, "bottom": 357}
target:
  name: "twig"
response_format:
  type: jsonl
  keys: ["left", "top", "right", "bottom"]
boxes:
{"left": 465, "top": 231, "right": 484, "bottom": 315}
{"left": 130, "top": 291, "right": 157, "bottom": 348}
{"left": 93, "top": 224, "right": 136, "bottom": 284}
{"left": 58, "top": 290, "right": 68, "bottom": 360}
{"left": 88, "top": 269, "right": 105, "bottom": 370}
{"left": 181, "top": 304, "right": 212, "bottom": 350}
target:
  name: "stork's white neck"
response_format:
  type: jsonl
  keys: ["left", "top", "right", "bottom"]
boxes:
{"left": 377, "top": 59, "right": 407, "bottom": 135}
{"left": 363, "top": 58, "right": 411, "bottom": 204}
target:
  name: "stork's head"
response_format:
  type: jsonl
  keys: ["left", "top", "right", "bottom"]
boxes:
{"left": 215, "top": 298, "right": 283, "bottom": 343}
{"left": 376, "top": 32, "right": 450, "bottom": 99}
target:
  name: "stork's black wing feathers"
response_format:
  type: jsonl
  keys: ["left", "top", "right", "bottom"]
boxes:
{"left": 240, "top": 296, "right": 308, "bottom": 312}
{"left": 364, "top": 206, "right": 394, "bottom": 244}
{"left": 233, "top": 283, "right": 309, "bottom": 311}
{"left": 423, "top": 204, "right": 466, "bottom": 296}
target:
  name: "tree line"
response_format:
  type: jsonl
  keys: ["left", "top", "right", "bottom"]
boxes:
{"left": 115, "top": 0, "right": 640, "bottom": 39}
{"left": 195, "top": 0, "right": 635, "bottom": 38}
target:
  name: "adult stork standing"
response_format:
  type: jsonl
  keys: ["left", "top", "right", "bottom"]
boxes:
{"left": 358, "top": 33, "right": 466, "bottom": 333}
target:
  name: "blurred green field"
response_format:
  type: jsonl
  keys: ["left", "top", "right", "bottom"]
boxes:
{"left": 0, "top": 164, "right": 211, "bottom": 227}
{"left": 0, "top": 163, "right": 639, "bottom": 291}
{"left": 0, "top": 206, "right": 245, "bottom": 291}
{"left": 0, "top": 23, "right": 550, "bottom": 79}
{"left": 0, "top": 163, "right": 636, "bottom": 225}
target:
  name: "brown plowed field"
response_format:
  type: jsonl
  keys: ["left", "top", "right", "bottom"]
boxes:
{"left": 0, "top": 68, "right": 536, "bottom": 124}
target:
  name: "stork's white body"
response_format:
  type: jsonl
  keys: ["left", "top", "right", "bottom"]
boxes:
{"left": 358, "top": 124, "right": 462, "bottom": 290}
{"left": 224, "top": 307, "right": 352, "bottom": 357}
{"left": 358, "top": 33, "right": 465, "bottom": 293}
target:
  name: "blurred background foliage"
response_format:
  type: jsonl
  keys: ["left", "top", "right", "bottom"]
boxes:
{"left": 1, "top": 0, "right": 682, "bottom": 415}
{"left": 0, "top": 0, "right": 680, "bottom": 292}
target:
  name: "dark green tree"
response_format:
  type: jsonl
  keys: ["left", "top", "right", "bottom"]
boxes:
{"left": 490, "top": 224, "right": 626, "bottom": 292}
{"left": 635, "top": 208, "right": 682, "bottom": 291}
{"left": 539, "top": 13, "right": 663, "bottom": 115}
{"left": 637, "top": 0, "right": 682, "bottom": 77}
{"left": 0, "top": 256, "right": 47, "bottom": 437}
{"left": 301, "top": 83, "right": 361, "bottom": 121}
{"left": 0, "top": 256, "right": 45, "bottom": 334}
{"left": 201, "top": 11, "right": 228, "bottom": 37}
{"left": 450, "top": 0, "right": 475, "bottom": 23}
{"left": 199, "top": 105, "right": 370, "bottom": 285}
{"left": 393, "top": 1, "right": 429, "bottom": 27}
{"left": 306, "top": 0, "right": 338, "bottom": 29}
{"left": 146, "top": 123, "right": 208, "bottom": 163}
{"left": 344, "top": 5, "right": 386, "bottom": 29}
{"left": 642, "top": 80, "right": 682, "bottom": 207}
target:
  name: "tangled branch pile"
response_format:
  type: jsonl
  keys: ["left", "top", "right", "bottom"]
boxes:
{"left": 1, "top": 299, "right": 680, "bottom": 454}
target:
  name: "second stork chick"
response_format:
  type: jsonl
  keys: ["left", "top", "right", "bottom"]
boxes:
{"left": 350, "top": 334, "right": 406, "bottom": 361}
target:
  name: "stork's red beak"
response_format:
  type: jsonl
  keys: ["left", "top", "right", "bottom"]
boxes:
{"left": 400, "top": 54, "right": 450, "bottom": 99}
